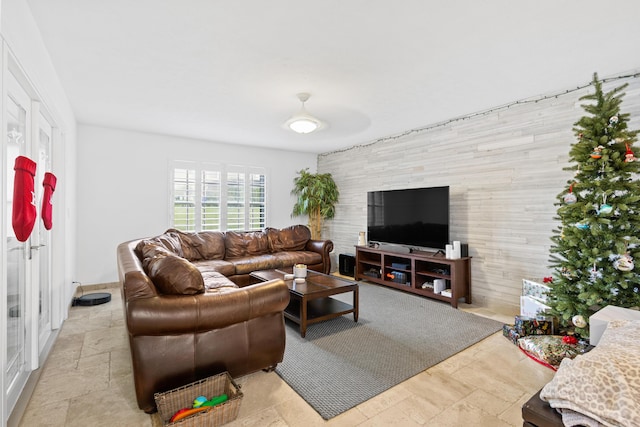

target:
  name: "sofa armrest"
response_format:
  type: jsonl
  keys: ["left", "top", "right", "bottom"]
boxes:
{"left": 306, "top": 239, "right": 334, "bottom": 274}
{"left": 126, "top": 278, "right": 289, "bottom": 336}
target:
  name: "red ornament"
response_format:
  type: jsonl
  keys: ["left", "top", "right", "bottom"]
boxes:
{"left": 625, "top": 144, "right": 636, "bottom": 163}
{"left": 562, "top": 335, "right": 578, "bottom": 345}
{"left": 543, "top": 277, "right": 553, "bottom": 283}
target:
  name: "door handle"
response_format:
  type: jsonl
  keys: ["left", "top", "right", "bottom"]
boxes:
{"left": 29, "top": 244, "right": 46, "bottom": 260}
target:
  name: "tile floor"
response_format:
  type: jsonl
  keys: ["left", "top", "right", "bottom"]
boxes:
{"left": 18, "top": 284, "right": 554, "bottom": 426}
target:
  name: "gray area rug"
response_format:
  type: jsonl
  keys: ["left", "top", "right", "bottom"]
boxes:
{"left": 275, "top": 283, "right": 502, "bottom": 420}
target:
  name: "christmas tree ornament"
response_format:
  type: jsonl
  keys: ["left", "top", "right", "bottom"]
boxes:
{"left": 572, "top": 315, "right": 587, "bottom": 329}
{"left": 609, "top": 116, "right": 619, "bottom": 125}
{"left": 625, "top": 144, "right": 636, "bottom": 162}
{"left": 563, "top": 184, "right": 577, "bottom": 204}
{"left": 613, "top": 254, "right": 634, "bottom": 271}
{"left": 590, "top": 145, "right": 604, "bottom": 159}
{"left": 598, "top": 195, "right": 612, "bottom": 215}
{"left": 575, "top": 222, "right": 589, "bottom": 230}
{"left": 598, "top": 204, "right": 613, "bottom": 214}
{"left": 589, "top": 261, "right": 603, "bottom": 281}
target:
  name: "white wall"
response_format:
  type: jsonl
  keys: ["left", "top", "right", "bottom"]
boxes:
{"left": 76, "top": 124, "right": 317, "bottom": 285}
{"left": 1, "top": 0, "right": 78, "bottom": 311}
{"left": 319, "top": 71, "right": 640, "bottom": 316}
{"left": 1, "top": 0, "right": 77, "bottom": 425}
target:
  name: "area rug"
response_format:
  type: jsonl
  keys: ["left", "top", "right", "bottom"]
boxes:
{"left": 275, "top": 282, "right": 503, "bottom": 420}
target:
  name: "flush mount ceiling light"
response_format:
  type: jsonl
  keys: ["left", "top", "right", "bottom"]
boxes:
{"left": 284, "top": 93, "right": 325, "bottom": 134}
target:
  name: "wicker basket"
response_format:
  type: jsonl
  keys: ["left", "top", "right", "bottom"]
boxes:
{"left": 154, "top": 372, "right": 243, "bottom": 426}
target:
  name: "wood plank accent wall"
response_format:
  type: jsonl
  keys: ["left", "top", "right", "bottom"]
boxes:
{"left": 318, "top": 72, "right": 640, "bottom": 315}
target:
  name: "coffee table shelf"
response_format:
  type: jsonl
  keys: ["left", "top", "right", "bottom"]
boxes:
{"left": 285, "top": 297, "right": 355, "bottom": 324}
{"left": 251, "top": 269, "right": 358, "bottom": 337}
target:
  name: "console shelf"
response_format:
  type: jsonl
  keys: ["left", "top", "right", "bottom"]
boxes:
{"left": 355, "top": 246, "right": 471, "bottom": 308}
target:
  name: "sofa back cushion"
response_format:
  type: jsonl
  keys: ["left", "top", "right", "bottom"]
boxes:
{"left": 225, "top": 231, "right": 270, "bottom": 258}
{"left": 142, "top": 253, "right": 205, "bottom": 295}
{"left": 267, "top": 225, "right": 311, "bottom": 252}
{"left": 193, "top": 231, "right": 226, "bottom": 259}
{"left": 165, "top": 229, "right": 226, "bottom": 261}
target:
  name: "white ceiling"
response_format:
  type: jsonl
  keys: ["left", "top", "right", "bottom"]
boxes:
{"left": 26, "top": 0, "right": 640, "bottom": 154}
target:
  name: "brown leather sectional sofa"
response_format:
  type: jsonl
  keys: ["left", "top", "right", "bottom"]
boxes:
{"left": 117, "top": 224, "right": 333, "bottom": 412}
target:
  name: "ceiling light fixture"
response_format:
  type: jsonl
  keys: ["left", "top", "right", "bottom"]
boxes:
{"left": 285, "top": 93, "right": 324, "bottom": 134}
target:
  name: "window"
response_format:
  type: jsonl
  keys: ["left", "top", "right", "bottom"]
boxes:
{"left": 171, "top": 162, "right": 267, "bottom": 232}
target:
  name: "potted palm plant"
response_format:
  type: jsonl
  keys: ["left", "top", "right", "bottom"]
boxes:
{"left": 291, "top": 168, "right": 339, "bottom": 240}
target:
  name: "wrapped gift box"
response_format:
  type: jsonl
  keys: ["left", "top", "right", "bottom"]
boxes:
{"left": 520, "top": 295, "right": 551, "bottom": 318}
{"left": 522, "top": 278, "right": 551, "bottom": 302}
{"left": 514, "top": 315, "right": 555, "bottom": 336}
{"left": 502, "top": 324, "right": 521, "bottom": 345}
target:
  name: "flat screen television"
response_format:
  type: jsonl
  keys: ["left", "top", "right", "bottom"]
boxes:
{"left": 367, "top": 186, "right": 449, "bottom": 250}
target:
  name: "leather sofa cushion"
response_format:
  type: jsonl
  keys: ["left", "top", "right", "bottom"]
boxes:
{"left": 135, "top": 240, "right": 174, "bottom": 259}
{"left": 143, "top": 254, "right": 205, "bottom": 295}
{"left": 267, "top": 225, "right": 310, "bottom": 252}
{"left": 199, "top": 269, "right": 238, "bottom": 291}
{"left": 135, "top": 232, "right": 187, "bottom": 258}
{"left": 193, "top": 259, "right": 236, "bottom": 278}
{"left": 151, "top": 232, "right": 184, "bottom": 256}
{"left": 224, "top": 230, "right": 270, "bottom": 258}
{"left": 230, "top": 254, "right": 281, "bottom": 275}
{"left": 272, "top": 251, "right": 322, "bottom": 266}
{"left": 193, "top": 231, "right": 226, "bottom": 259}
{"left": 165, "top": 229, "right": 226, "bottom": 261}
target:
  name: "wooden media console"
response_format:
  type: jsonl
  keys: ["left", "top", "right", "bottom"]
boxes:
{"left": 355, "top": 246, "right": 471, "bottom": 308}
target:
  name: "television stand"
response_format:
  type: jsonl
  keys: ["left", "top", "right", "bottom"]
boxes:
{"left": 355, "top": 246, "right": 471, "bottom": 308}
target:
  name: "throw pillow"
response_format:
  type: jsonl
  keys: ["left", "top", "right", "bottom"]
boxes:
{"left": 135, "top": 240, "right": 174, "bottom": 259}
{"left": 143, "top": 254, "right": 204, "bottom": 295}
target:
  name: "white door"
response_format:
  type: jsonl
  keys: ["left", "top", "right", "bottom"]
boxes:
{"left": 5, "top": 71, "right": 32, "bottom": 412}
{"left": 36, "top": 112, "right": 53, "bottom": 352}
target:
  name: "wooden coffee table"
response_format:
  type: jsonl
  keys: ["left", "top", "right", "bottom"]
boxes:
{"left": 251, "top": 269, "right": 359, "bottom": 338}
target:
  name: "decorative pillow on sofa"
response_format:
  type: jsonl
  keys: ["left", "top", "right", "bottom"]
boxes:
{"left": 135, "top": 233, "right": 184, "bottom": 258}
{"left": 135, "top": 239, "right": 174, "bottom": 259}
{"left": 143, "top": 254, "right": 205, "bottom": 295}
{"left": 266, "top": 225, "right": 310, "bottom": 252}
{"left": 224, "top": 231, "right": 270, "bottom": 258}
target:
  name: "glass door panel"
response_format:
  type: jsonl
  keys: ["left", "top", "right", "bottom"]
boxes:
{"left": 6, "top": 85, "right": 28, "bottom": 399}
{"left": 36, "top": 113, "right": 53, "bottom": 350}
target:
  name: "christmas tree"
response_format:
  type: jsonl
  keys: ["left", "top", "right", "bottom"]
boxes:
{"left": 548, "top": 73, "right": 640, "bottom": 337}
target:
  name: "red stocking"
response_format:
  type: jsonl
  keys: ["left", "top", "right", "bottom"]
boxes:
{"left": 12, "top": 156, "right": 38, "bottom": 242}
{"left": 41, "top": 172, "right": 57, "bottom": 230}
